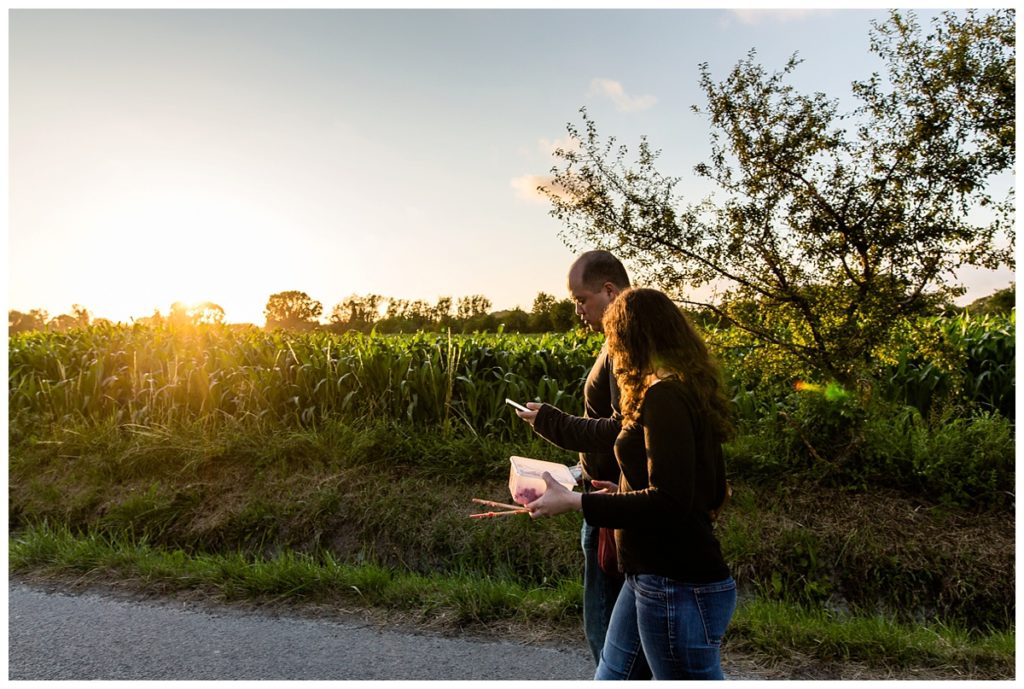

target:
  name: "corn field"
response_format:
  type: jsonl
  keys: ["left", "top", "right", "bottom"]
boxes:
{"left": 8, "top": 325, "right": 600, "bottom": 440}
{"left": 9, "top": 310, "right": 1014, "bottom": 439}
{"left": 880, "top": 311, "right": 1015, "bottom": 419}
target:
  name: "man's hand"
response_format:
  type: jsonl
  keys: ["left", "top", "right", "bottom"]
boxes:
{"left": 514, "top": 401, "right": 542, "bottom": 427}
{"left": 526, "top": 472, "right": 582, "bottom": 518}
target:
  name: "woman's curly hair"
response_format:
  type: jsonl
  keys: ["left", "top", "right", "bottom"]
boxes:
{"left": 603, "top": 288, "right": 734, "bottom": 440}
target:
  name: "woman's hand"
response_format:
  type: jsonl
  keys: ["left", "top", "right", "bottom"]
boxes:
{"left": 514, "top": 402, "right": 542, "bottom": 427}
{"left": 589, "top": 479, "right": 618, "bottom": 494}
{"left": 526, "top": 472, "right": 582, "bottom": 518}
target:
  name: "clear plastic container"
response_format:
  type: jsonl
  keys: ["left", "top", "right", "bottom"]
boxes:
{"left": 508, "top": 456, "right": 577, "bottom": 505}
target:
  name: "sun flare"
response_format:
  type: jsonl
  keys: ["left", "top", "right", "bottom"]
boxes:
{"left": 77, "top": 192, "right": 287, "bottom": 324}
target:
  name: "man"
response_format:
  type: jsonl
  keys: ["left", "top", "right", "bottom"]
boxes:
{"left": 515, "top": 249, "right": 629, "bottom": 665}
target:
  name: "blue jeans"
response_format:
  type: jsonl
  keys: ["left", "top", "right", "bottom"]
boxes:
{"left": 595, "top": 574, "right": 736, "bottom": 680}
{"left": 581, "top": 521, "right": 624, "bottom": 665}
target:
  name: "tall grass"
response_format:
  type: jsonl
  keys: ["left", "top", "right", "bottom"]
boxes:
{"left": 11, "top": 312, "right": 1012, "bottom": 436}
{"left": 9, "top": 326, "right": 600, "bottom": 438}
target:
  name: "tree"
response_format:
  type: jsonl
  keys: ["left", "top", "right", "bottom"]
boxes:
{"left": 964, "top": 285, "right": 1016, "bottom": 316}
{"left": 529, "top": 292, "right": 557, "bottom": 332}
{"left": 38, "top": 304, "right": 91, "bottom": 332}
{"left": 46, "top": 313, "right": 78, "bottom": 332}
{"left": 551, "top": 299, "right": 579, "bottom": 331}
{"left": 543, "top": 9, "right": 1014, "bottom": 383}
{"left": 407, "top": 299, "right": 434, "bottom": 330}
{"left": 432, "top": 296, "right": 454, "bottom": 330}
{"left": 456, "top": 295, "right": 492, "bottom": 322}
{"left": 70, "top": 304, "right": 91, "bottom": 327}
{"left": 330, "top": 294, "right": 383, "bottom": 333}
{"left": 191, "top": 302, "right": 226, "bottom": 325}
{"left": 456, "top": 295, "right": 495, "bottom": 333}
{"left": 529, "top": 292, "right": 580, "bottom": 332}
{"left": 464, "top": 311, "right": 498, "bottom": 333}
{"left": 167, "top": 301, "right": 192, "bottom": 329}
{"left": 378, "top": 298, "right": 411, "bottom": 333}
{"left": 8, "top": 309, "right": 48, "bottom": 334}
{"left": 161, "top": 301, "right": 225, "bottom": 327}
{"left": 493, "top": 308, "right": 530, "bottom": 333}
{"left": 264, "top": 291, "right": 323, "bottom": 331}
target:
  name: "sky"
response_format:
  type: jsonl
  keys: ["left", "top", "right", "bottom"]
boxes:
{"left": 7, "top": 5, "right": 1016, "bottom": 326}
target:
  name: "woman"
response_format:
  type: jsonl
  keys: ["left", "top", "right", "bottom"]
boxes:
{"left": 525, "top": 287, "right": 735, "bottom": 680}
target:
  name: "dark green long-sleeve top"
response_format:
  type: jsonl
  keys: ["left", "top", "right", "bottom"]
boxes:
{"left": 535, "top": 377, "right": 729, "bottom": 583}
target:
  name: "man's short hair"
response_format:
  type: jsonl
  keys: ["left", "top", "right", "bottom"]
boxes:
{"left": 576, "top": 250, "right": 631, "bottom": 290}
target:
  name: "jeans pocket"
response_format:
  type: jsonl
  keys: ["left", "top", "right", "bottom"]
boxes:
{"left": 628, "top": 574, "right": 669, "bottom": 602}
{"left": 692, "top": 578, "right": 736, "bottom": 647}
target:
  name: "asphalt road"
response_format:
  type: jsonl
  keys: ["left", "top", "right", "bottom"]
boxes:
{"left": 8, "top": 581, "right": 595, "bottom": 681}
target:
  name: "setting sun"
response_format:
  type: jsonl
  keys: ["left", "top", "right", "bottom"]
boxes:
{"left": 79, "top": 191, "right": 290, "bottom": 324}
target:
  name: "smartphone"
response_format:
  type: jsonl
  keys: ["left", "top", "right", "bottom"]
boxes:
{"left": 505, "top": 398, "right": 530, "bottom": 412}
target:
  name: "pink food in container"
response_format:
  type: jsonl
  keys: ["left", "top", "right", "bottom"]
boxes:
{"left": 508, "top": 456, "right": 578, "bottom": 505}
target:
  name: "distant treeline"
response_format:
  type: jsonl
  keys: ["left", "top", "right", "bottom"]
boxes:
{"left": 9, "top": 285, "right": 1014, "bottom": 336}
{"left": 7, "top": 291, "right": 582, "bottom": 335}
{"left": 300, "top": 291, "right": 581, "bottom": 335}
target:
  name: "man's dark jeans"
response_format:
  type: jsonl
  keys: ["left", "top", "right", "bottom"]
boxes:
{"left": 581, "top": 520, "right": 623, "bottom": 664}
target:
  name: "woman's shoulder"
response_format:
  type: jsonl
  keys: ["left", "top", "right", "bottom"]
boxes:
{"left": 642, "top": 376, "right": 696, "bottom": 411}
{"left": 647, "top": 374, "right": 689, "bottom": 394}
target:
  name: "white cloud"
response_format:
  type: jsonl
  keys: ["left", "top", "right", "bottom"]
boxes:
{"left": 510, "top": 174, "right": 553, "bottom": 204}
{"left": 511, "top": 173, "right": 579, "bottom": 206}
{"left": 587, "top": 78, "right": 657, "bottom": 112}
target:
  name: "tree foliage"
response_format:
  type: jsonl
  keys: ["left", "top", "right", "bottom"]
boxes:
{"left": 264, "top": 291, "right": 323, "bottom": 331}
{"left": 190, "top": 301, "right": 226, "bottom": 325}
{"left": 964, "top": 285, "right": 1015, "bottom": 317}
{"left": 543, "top": 10, "right": 1014, "bottom": 382}
{"left": 330, "top": 294, "right": 384, "bottom": 333}
{"left": 9, "top": 305, "right": 92, "bottom": 333}
{"left": 530, "top": 292, "right": 579, "bottom": 332}
{"left": 456, "top": 294, "right": 493, "bottom": 322}
{"left": 9, "top": 309, "right": 49, "bottom": 334}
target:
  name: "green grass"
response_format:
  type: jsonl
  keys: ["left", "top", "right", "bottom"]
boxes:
{"left": 9, "top": 522, "right": 583, "bottom": 628}
{"left": 730, "top": 598, "right": 1014, "bottom": 677}
{"left": 10, "top": 416, "right": 1013, "bottom": 632}
{"left": 10, "top": 522, "right": 1012, "bottom": 678}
